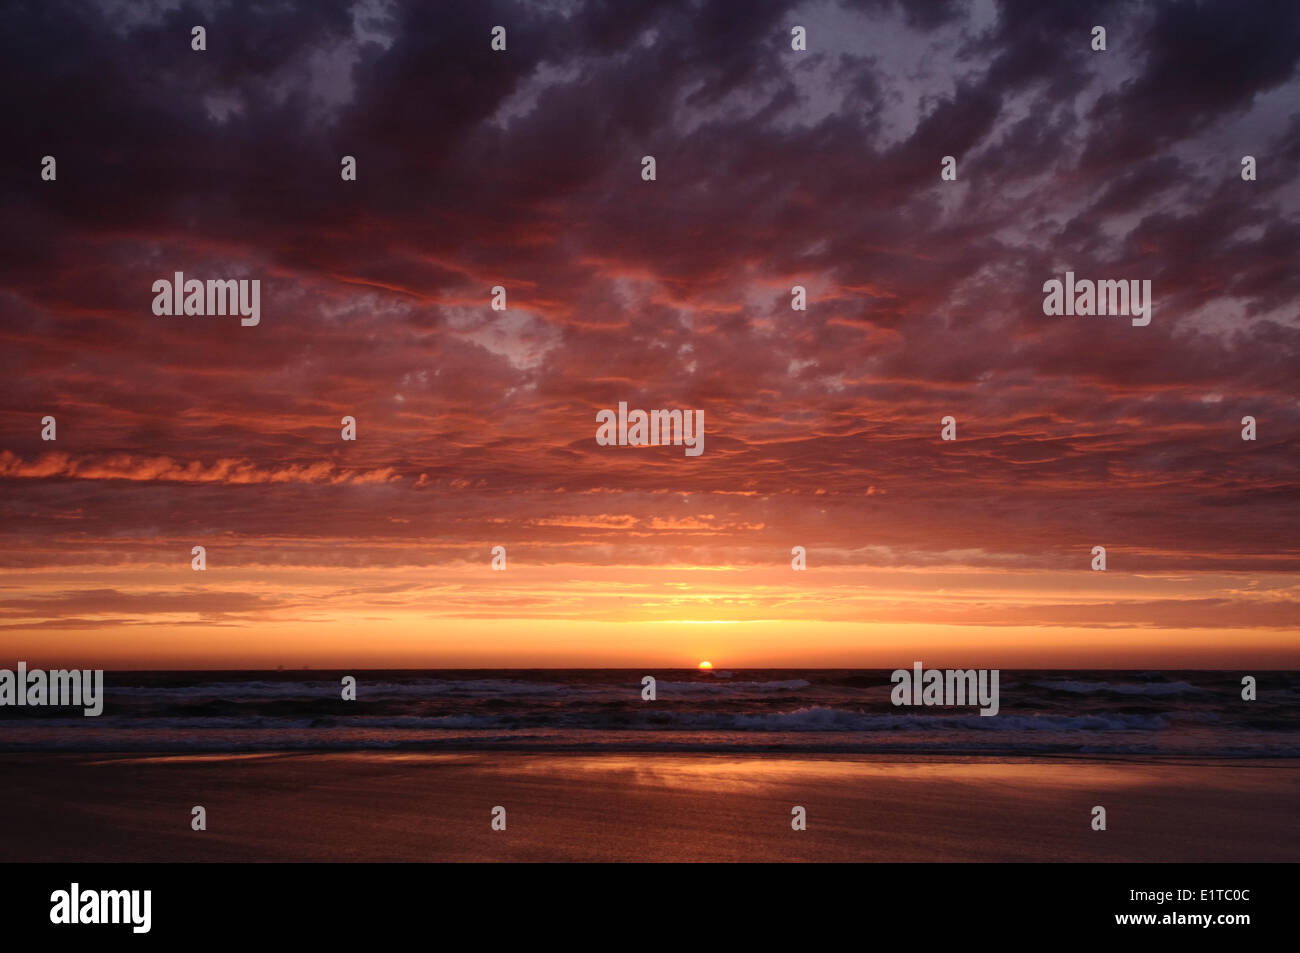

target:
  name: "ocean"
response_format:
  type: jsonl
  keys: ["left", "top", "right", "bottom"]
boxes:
{"left": 2, "top": 669, "right": 1296, "bottom": 757}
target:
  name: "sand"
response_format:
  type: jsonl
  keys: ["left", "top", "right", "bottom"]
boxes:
{"left": 1, "top": 752, "right": 1297, "bottom": 862}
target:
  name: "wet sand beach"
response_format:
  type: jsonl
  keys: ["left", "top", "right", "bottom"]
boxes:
{"left": 2, "top": 751, "right": 1297, "bottom": 862}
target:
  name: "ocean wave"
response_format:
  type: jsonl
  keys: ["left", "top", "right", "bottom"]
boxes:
{"left": 108, "top": 678, "right": 590, "bottom": 700}
{"left": 1031, "top": 679, "right": 1203, "bottom": 696}
{"left": 719, "top": 707, "right": 1169, "bottom": 732}
{"left": 102, "top": 676, "right": 816, "bottom": 703}
{"left": 654, "top": 679, "right": 812, "bottom": 694}
{"left": 1, "top": 706, "right": 1172, "bottom": 734}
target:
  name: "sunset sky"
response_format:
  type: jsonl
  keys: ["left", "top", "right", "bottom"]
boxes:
{"left": 1, "top": 0, "right": 1298, "bottom": 668}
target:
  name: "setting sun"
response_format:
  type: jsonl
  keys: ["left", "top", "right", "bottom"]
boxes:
{"left": 698, "top": 661, "right": 712, "bottom": 670}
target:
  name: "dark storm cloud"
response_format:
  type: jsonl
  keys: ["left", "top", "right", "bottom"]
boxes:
{"left": 0, "top": 0, "right": 1297, "bottom": 577}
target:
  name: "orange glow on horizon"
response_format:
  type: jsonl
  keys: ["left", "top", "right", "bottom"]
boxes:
{"left": 1, "top": 561, "right": 1297, "bottom": 669}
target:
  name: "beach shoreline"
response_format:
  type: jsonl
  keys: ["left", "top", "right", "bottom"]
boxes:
{"left": 2, "top": 751, "right": 1297, "bottom": 862}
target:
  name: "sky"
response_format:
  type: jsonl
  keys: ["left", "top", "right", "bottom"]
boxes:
{"left": 1, "top": 0, "right": 1297, "bottom": 668}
